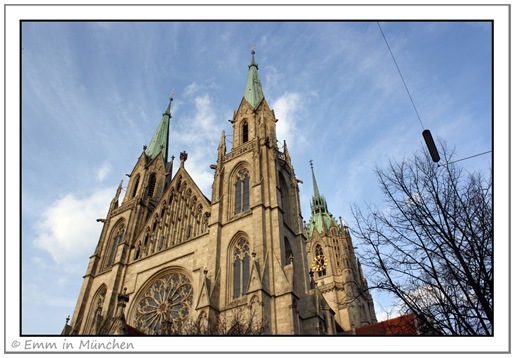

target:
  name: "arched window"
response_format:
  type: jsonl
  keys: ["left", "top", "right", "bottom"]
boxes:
{"left": 148, "top": 173, "right": 157, "bottom": 198}
{"left": 107, "top": 223, "right": 125, "bottom": 267}
{"left": 134, "top": 243, "right": 141, "bottom": 260}
{"left": 85, "top": 285, "right": 107, "bottom": 334}
{"left": 279, "top": 175, "right": 291, "bottom": 226}
{"left": 315, "top": 244, "right": 324, "bottom": 256}
{"left": 284, "top": 236, "right": 293, "bottom": 265}
{"left": 234, "top": 169, "right": 250, "bottom": 214}
{"left": 242, "top": 121, "right": 249, "bottom": 143}
{"left": 315, "top": 244, "right": 326, "bottom": 277}
{"left": 132, "top": 175, "right": 140, "bottom": 198}
{"left": 132, "top": 270, "right": 193, "bottom": 335}
{"left": 233, "top": 237, "right": 250, "bottom": 298}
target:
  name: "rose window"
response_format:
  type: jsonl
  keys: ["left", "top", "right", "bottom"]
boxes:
{"left": 133, "top": 272, "right": 193, "bottom": 335}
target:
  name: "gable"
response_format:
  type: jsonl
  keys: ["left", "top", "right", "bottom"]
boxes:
{"left": 130, "top": 165, "right": 212, "bottom": 261}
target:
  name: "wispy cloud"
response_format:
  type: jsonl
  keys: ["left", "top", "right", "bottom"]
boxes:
{"left": 169, "top": 93, "right": 225, "bottom": 195}
{"left": 95, "top": 161, "right": 112, "bottom": 182}
{"left": 271, "top": 92, "right": 306, "bottom": 151}
{"left": 33, "top": 187, "right": 114, "bottom": 268}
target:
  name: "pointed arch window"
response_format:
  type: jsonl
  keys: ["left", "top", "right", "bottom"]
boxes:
{"left": 315, "top": 244, "right": 324, "bottom": 256}
{"left": 235, "top": 169, "right": 250, "bottom": 214}
{"left": 233, "top": 238, "right": 250, "bottom": 298}
{"left": 315, "top": 244, "right": 326, "bottom": 277}
{"left": 242, "top": 121, "right": 249, "bottom": 143}
{"left": 134, "top": 243, "right": 141, "bottom": 260}
{"left": 85, "top": 285, "right": 107, "bottom": 334}
{"left": 284, "top": 237, "right": 293, "bottom": 265}
{"left": 279, "top": 175, "right": 292, "bottom": 226}
{"left": 107, "top": 223, "right": 125, "bottom": 267}
{"left": 148, "top": 173, "right": 157, "bottom": 198}
{"left": 132, "top": 175, "right": 140, "bottom": 198}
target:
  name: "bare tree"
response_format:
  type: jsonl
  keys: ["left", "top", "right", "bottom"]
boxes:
{"left": 352, "top": 144, "right": 492, "bottom": 335}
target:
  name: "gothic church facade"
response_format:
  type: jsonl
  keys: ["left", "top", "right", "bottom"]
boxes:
{"left": 65, "top": 51, "right": 376, "bottom": 335}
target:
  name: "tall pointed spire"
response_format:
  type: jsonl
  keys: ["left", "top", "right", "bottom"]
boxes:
{"left": 309, "top": 160, "right": 328, "bottom": 215}
{"left": 310, "top": 160, "right": 321, "bottom": 199}
{"left": 308, "top": 160, "right": 337, "bottom": 237}
{"left": 243, "top": 47, "right": 264, "bottom": 109}
{"left": 145, "top": 92, "right": 173, "bottom": 162}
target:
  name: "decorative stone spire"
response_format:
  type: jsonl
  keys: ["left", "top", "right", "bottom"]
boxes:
{"left": 307, "top": 161, "right": 336, "bottom": 238}
{"left": 309, "top": 160, "right": 328, "bottom": 215}
{"left": 145, "top": 92, "right": 173, "bottom": 162}
{"left": 283, "top": 140, "right": 291, "bottom": 163}
{"left": 218, "top": 130, "right": 226, "bottom": 159}
{"left": 243, "top": 47, "right": 264, "bottom": 109}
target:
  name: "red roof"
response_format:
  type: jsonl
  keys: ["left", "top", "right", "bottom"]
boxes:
{"left": 355, "top": 314, "right": 418, "bottom": 335}
{"left": 126, "top": 325, "right": 146, "bottom": 336}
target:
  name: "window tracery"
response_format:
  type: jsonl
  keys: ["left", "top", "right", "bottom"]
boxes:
{"left": 315, "top": 244, "right": 326, "bottom": 277}
{"left": 131, "top": 180, "right": 209, "bottom": 261}
{"left": 84, "top": 285, "right": 107, "bottom": 334}
{"left": 233, "top": 237, "right": 250, "bottom": 298}
{"left": 106, "top": 223, "right": 125, "bottom": 267}
{"left": 133, "top": 271, "right": 193, "bottom": 335}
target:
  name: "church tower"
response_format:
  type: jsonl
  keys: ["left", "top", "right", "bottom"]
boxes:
{"left": 65, "top": 49, "right": 374, "bottom": 336}
{"left": 305, "top": 162, "right": 377, "bottom": 332}
{"left": 205, "top": 49, "right": 323, "bottom": 334}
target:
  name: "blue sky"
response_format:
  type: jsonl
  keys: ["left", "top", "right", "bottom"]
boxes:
{"left": 18, "top": 19, "right": 494, "bottom": 336}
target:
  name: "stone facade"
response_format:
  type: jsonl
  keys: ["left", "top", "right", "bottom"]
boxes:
{"left": 65, "top": 51, "right": 376, "bottom": 335}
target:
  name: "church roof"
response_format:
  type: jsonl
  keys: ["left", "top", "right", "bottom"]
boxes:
{"left": 355, "top": 314, "right": 418, "bottom": 335}
{"left": 145, "top": 97, "right": 172, "bottom": 162}
{"left": 243, "top": 49, "right": 264, "bottom": 109}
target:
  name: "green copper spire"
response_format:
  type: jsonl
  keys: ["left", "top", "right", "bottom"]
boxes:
{"left": 145, "top": 94, "right": 172, "bottom": 162}
{"left": 308, "top": 161, "right": 337, "bottom": 237}
{"left": 310, "top": 160, "right": 321, "bottom": 199}
{"left": 243, "top": 48, "right": 264, "bottom": 109}
{"left": 309, "top": 160, "right": 328, "bottom": 214}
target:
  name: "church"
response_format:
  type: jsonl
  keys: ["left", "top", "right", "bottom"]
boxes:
{"left": 63, "top": 50, "right": 377, "bottom": 335}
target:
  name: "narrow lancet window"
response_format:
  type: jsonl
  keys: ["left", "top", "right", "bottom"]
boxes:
{"left": 242, "top": 121, "right": 249, "bottom": 143}
{"left": 315, "top": 244, "right": 326, "bottom": 277}
{"left": 132, "top": 175, "right": 140, "bottom": 198}
{"left": 107, "top": 223, "right": 125, "bottom": 267}
{"left": 148, "top": 173, "right": 157, "bottom": 197}
{"left": 234, "top": 170, "right": 250, "bottom": 214}
{"left": 284, "top": 237, "right": 293, "bottom": 264}
{"left": 233, "top": 238, "right": 250, "bottom": 298}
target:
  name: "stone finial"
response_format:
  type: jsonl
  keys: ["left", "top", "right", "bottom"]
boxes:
{"left": 117, "top": 288, "right": 129, "bottom": 313}
{"left": 309, "top": 269, "right": 315, "bottom": 289}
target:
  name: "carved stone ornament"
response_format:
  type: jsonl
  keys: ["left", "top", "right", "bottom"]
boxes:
{"left": 236, "top": 169, "right": 249, "bottom": 181}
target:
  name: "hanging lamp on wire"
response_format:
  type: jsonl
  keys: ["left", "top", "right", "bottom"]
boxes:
{"left": 377, "top": 22, "right": 441, "bottom": 163}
